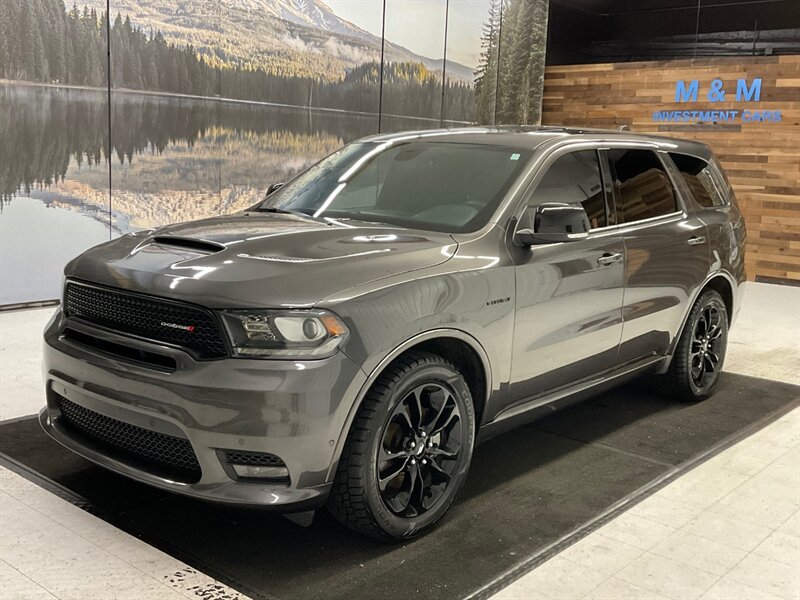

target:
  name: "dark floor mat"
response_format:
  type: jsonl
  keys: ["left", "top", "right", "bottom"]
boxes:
{"left": 1, "top": 373, "right": 797, "bottom": 600}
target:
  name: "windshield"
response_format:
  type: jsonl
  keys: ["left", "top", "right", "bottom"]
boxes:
{"left": 257, "top": 141, "right": 531, "bottom": 233}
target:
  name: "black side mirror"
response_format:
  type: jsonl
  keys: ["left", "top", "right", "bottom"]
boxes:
{"left": 514, "top": 203, "right": 590, "bottom": 246}
{"left": 265, "top": 182, "right": 285, "bottom": 198}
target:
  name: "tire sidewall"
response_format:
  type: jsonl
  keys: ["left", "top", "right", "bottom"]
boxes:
{"left": 362, "top": 363, "right": 475, "bottom": 539}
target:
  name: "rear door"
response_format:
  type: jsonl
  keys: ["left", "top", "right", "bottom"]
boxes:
{"left": 602, "top": 147, "right": 711, "bottom": 363}
{"left": 509, "top": 148, "right": 625, "bottom": 404}
{"left": 668, "top": 152, "right": 746, "bottom": 282}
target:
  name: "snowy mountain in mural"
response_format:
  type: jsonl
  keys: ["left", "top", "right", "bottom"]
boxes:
{"left": 73, "top": 0, "right": 474, "bottom": 82}
{"left": 271, "top": 0, "right": 370, "bottom": 38}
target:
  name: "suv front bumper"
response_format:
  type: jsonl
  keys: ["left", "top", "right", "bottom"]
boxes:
{"left": 40, "top": 310, "right": 367, "bottom": 509}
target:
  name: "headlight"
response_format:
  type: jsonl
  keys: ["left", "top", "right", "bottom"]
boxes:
{"left": 220, "top": 310, "right": 348, "bottom": 358}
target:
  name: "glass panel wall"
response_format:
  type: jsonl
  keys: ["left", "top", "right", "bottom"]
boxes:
{"left": 379, "top": 0, "right": 448, "bottom": 132}
{"left": 1, "top": 0, "right": 531, "bottom": 305}
{"left": 217, "top": 0, "right": 383, "bottom": 204}
{"left": 108, "top": 0, "right": 223, "bottom": 234}
{"left": 449, "top": 0, "right": 495, "bottom": 125}
{"left": 0, "top": 1, "right": 111, "bottom": 305}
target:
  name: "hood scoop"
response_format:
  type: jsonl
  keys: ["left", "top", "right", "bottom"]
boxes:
{"left": 150, "top": 236, "right": 225, "bottom": 254}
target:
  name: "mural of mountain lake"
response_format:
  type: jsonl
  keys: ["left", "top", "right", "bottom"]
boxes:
{"left": 1, "top": 84, "right": 444, "bottom": 305}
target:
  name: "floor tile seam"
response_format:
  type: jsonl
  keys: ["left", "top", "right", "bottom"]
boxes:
{"left": 609, "top": 550, "right": 726, "bottom": 600}
{"left": 775, "top": 507, "right": 800, "bottom": 537}
{"left": 635, "top": 540, "right": 728, "bottom": 579}
{"left": 646, "top": 529, "right": 755, "bottom": 578}
{"left": 0, "top": 558, "right": 59, "bottom": 599}
{"left": 515, "top": 555, "right": 615, "bottom": 600}
{"left": 685, "top": 417, "right": 800, "bottom": 511}
{"left": 569, "top": 543, "right": 653, "bottom": 600}
{"left": 712, "top": 548, "right": 792, "bottom": 598}
{"left": 680, "top": 509, "right": 779, "bottom": 553}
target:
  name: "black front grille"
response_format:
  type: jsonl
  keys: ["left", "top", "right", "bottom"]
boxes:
{"left": 64, "top": 281, "right": 227, "bottom": 359}
{"left": 63, "top": 328, "right": 177, "bottom": 372}
{"left": 226, "top": 451, "right": 286, "bottom": 467}
{"left": 56, "top": 394, "right": 201, "bottom": 483}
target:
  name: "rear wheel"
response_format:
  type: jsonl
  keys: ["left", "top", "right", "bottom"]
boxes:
{"left": 328, "top": 351, "right": 475, "bottom": 540}
{"left": 667, "top": 289, "right": 728, "bottom": 402}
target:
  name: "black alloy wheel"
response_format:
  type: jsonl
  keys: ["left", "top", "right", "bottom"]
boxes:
{"left": 328, "top": 351, "right": 475, "bottom": 540}
{"left": 667, "top": 289, "right": 728, "bottom": 402}
{"left": 378, "top": 382, "right": 463, "bottom": 517}
{"left": 689, "top": 303, "right": 725, "bottom": 388}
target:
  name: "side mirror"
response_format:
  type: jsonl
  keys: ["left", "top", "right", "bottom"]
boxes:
{"left": 514, "top": 202, "right": 590, "bottom": 246}
{"left": 265, "top": 182, "right": 285, "bottom": 198}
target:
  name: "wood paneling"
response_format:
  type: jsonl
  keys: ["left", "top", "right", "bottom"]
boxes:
{"left": 542, "top": 56, "right": 800, "bottom": 282}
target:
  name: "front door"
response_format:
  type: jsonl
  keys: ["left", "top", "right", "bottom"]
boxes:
{"left": 509, "top": 149, "right": 625, "bottom": 405}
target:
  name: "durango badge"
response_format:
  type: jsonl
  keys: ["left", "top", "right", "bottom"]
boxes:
{"left": 160, "top": 322, "right": 196, "bottom": 332}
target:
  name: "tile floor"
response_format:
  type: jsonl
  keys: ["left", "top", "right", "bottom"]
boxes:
{"left": 0, "top": 282, "right": 798, "bottom": 600}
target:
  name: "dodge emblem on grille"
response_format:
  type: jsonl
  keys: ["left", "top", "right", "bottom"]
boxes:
{"left": 160, "top": 322, "right": 196, "bottom": 332}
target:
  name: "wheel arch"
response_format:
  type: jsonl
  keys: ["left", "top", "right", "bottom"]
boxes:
{"left": 327, "top": 329, "right": 492, "bottom": 482}
{"left": 704, "top": 274, "right": 734, "bottom": 318}
{"left": 661, "top": 271, "right": 737, "bottom": 371}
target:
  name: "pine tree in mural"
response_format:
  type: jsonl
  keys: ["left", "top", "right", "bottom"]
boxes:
{"left": 474, "top": 0, "right": 549, "bottom": 126}
{"left": 474, "top": 0, "right": 505, "bottom": 125}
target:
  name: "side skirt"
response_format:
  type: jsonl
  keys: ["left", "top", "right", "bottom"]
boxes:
{"left": 477, "top": 355, "right": 669, "bottom": 444}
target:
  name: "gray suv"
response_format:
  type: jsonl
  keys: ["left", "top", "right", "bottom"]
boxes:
{"left": 40, "top": 126, "right": 746, "bottom": 540}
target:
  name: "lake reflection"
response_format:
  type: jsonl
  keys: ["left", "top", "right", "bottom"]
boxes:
{"left": 1, "top": 84, "right": 435, "bottom": 304}
{"left": 0, "top": 196, "right": 111, "bottom": 305}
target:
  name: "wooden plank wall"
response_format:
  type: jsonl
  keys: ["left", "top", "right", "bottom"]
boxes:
{"left": 541, "top": 56, "right": 800, "bottom": 283}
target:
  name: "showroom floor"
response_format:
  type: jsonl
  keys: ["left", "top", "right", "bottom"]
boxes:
{"left": 0, "top": 282, "right": 798, "bottom": 600}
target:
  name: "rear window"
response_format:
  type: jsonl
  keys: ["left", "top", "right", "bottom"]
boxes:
{"left": 607, "top": 149, "right": 678, "bottom": 224}
{"left": 669, "top": 153, "right": 729, "bottom": 208}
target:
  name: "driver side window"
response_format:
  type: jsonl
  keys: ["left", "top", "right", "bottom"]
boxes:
{"left": 528, "top": 150, "right": 607, "bottom": 230}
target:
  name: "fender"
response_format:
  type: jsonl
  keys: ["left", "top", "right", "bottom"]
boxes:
{"left": 325, "top": 328, "right": 493, "bottom": 482}
{"left": 656, "top": 269, "right": 738, "bottom": 373}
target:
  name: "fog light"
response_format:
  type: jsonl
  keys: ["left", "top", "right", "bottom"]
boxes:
{"left": 231, "top": 464, "right": 290, "bottom": 480}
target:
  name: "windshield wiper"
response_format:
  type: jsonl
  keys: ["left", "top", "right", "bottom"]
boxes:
{"left": 252, "top": 206, "right": 334, "bottom": 223}
{"left": 253, "top": 206, "right": 299, "bottom": 215}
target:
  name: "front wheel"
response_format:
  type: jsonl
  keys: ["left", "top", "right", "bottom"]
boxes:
{"left": 328, "top": 351, "right": 475, "bottom": 540}
{"left": 667, "top": 289, "right": 729, "bottom": 402}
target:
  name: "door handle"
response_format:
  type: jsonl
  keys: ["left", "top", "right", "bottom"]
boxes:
{"left": 597, "top": 252, "right": 623, "bottom": 266}
{"left": 687, "top": 236, "right": 707, "bottom": 246}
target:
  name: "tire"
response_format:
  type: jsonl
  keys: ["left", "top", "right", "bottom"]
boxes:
{"left": 667, "top": 289, "right": 729, "bottom": 402}
{"left": 328, "top": 351, "right": 476, "bottom": 541}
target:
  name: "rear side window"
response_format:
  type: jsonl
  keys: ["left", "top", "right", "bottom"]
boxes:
{"left": 669, "top": 153, "right": 728, "bottom": 207}
{"left": 530, "top": 150, "right": 607, "bottom": 229}
{"left": 607, "top": 149, "right": 678, "bottom": 224}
